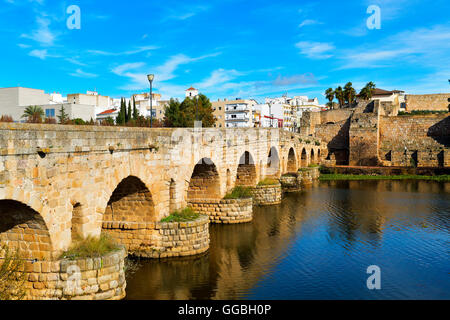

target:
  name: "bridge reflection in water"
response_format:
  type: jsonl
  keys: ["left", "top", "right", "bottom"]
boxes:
{"left": 125, "top": 180, "right": 450, "bottom": 300}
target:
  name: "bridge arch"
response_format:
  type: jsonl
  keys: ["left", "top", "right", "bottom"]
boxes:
{"left": 187, "top": 157, "right": 221, "bottom": 201}
{"left": 311, "top": 149, "right": 315, "bottom": 165}
{"left": 103, "top": 176, "right": 156, "bottom": 225}
{"left": 235, "top": 151, "right": 257, "bottom": 187}
{"left": 266, "top": 146, "right": 280, "bottom": 178}
{"left": 0, "top": 199, "right": 54, "bottom": 261}
{"left": 287, "top": 147, "right": 297, "bottom": 173}
{"left": 301, "top": 148, "right": 308, "bottom": 167}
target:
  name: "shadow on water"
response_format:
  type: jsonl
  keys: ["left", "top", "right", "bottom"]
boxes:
{"left": 126, "top": 180, "right": 450, "bottom": 300}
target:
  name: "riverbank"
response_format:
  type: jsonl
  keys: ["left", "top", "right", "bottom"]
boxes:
{"left": 319, "top": 174, "right": 450, "bottom": 182}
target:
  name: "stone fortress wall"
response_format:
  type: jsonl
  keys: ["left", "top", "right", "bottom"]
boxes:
{"left": 301, "top": 96, "right": 450, "bottom": 168}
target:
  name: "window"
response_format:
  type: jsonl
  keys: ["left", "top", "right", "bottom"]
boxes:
{"left": 219, "top": 107, "right": 222, "bottom": 110}
{"left": 45, "top": 109, "right": 55, "bottom": 118}
{"left": 231, "top": 115, "right": 237, "bottom": 119}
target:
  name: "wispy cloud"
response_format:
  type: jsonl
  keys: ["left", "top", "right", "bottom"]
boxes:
{"left": 165, "top": 5, "right": 210, "bottom": 20}
{"left": 112, "top": 52, "right": 222, "bottom": 93}
{"left": 87, "top": 46, "right": 159, "bottom": 56}
{"left": 28, "top": 49, "right": 48, "bottom": 59}
{"left": 69, "top": 69, "right": 99, "bottom": 78}
{"left": 272, "top": 73, "right": 317, "bottom": 86}
{"left": 196, "top": 69, "right": 243, "bottom": 88}
{"left": 295, "top": 41, "right": 335, "bottom": 59}
{"left": 338, "top": 24, "right": 450, "bottom": 69}
{"left": 21, "top": 16, "right": 58, "bottom": 46}
{"left": 298, "top": 19, "right": 321, "bottom": 28}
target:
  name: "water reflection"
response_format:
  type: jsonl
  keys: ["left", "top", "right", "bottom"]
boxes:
{"left": 126, "top": 180, "right": 450, "bottom": 300}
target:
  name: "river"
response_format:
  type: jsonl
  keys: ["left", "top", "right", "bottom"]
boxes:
{"left": 125, "top": 180, "right": 450, "bottom": 300}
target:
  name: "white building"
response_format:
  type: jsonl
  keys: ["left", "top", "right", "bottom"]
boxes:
{"left": 185, "top": 87, "right": 199, "bottom": 99}
{"left": 225, "top": 99, "right": 257, "bottom": 128}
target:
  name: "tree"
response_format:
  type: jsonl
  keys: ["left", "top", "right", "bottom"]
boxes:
{"left": 132, "top": 97, "right": 138, "bottom": 120}
{"left": 359, "top": 82, "right": 376, "bottom": 100}
{"left": 163, "top": 98, "right": 182, "bottom": 127}
{"left": 127, "top": 101, "right": 132, "bottom": 123}
{"left": 22, "top": 105, "right": 44, "bottom": 123}
{"left": 164, "top": 94, "right": 216, "bottom": 127}
{"left": 57, "top": 105, "right": 69, "bottom": 124}
{"left": 334, "top": 86, "right": 345, "bottom": 108}
{"left": 343, "top": 82, "right": 356, "bottom": 106}
{"left": 116, "top": 98, "right": 126, "bottom": 125}
{"left": 325, "top": 88, "right": 335, "bottom": 108}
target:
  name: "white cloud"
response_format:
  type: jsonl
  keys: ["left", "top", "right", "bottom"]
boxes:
{"left": 196, "top": 69, "right": 243, "bottom": 88}
{"left": 298, "top": 19, "right": 321, "bottom": 28}
{"left": 28, "top": 49, "right": 48, "bottom": 59}
{"left": 21, "top": 16, "right": 57, "bottom": 46}
{"left": 87, "top": 46, "right": 159, "bottom": 56}
{"left": 295, "top": 41, "right": 335, "bottom": 59}
{"left": 339, "top": 24, "right": 450, "bottom": 69}
{"left": 69, "top": 69, "right": 99, "bottom": 78}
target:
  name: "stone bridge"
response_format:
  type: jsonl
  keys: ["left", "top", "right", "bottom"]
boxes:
{"left": 0, "top": 123, "right": 323, "bottom": 261}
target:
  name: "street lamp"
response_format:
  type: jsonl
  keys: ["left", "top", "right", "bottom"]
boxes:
{"left": 268, "top": 103, "right": 272, "bottom": 128}
{"left": 147, "top": 74, "right": 154, "bottom": 127}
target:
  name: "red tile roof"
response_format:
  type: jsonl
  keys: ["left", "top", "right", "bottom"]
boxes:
{"left": 97, "top": 109, "right": 117, "bottom": 115}
{"left": 186, "top": 87, "right": 197, "bottom": 91}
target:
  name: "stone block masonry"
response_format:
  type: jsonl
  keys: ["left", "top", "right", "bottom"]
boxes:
{"left": 103, "top": 215, "right": 210, "bottom": 259}
{"left": 405, "top": 94, "right": 450, "bottom": 112}
{"left": 188, "top": 199, "right": 253, "bottom": 224}
{"left": 251, "top": 184, "right": 282, "bottom": 205}
{"left": 22, "top": 247, "right": 126, "bottom": 300}
{"left": 280, "top": 175, "right": 301, "bottom": 193}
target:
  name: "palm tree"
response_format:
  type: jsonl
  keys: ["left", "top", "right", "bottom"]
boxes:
{"left": 359, "top": 82, "right": 376, "bottom": 100}
{"left": 22, "top": 105, "right": 44, "bottom": 123}
{"left": 334, "top": 86, "right": 345, "bottom": 108}
{"left": 325, "top": 88, "right": 335, "bottom": 107}
{"left": 344, "top": 82, "right": 356, "bottom": 106}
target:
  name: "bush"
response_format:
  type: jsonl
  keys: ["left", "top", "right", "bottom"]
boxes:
{"left": 305, "top": 140, "right": 311, "bottom": 144}
{"left": 160, "top": 207, "right": 200, "bottom": 222}
{"left": 314, "top": 141, "right": 321, "bottom": 146}
{"left": 308, "top": 164, "right": 319, "bottom": 168}
{"left": 0, "top": 245, "right": 26, "bottom": 300}
{"left": 223, "top": 186, "right": 253, "bottom": 199}
{"left": 59, "top": 234, "right": 121, "bottom": 260}
{"left": 257, "top": 178, "right": 279, "bottom": 186}
{"left": 44, "top": 117, "right": 57, "bottom": 124}
{"left": 0, "top": 115, "right": 13, "bottom": 122}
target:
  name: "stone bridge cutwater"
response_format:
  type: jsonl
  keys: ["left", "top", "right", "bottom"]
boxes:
{"left": 0, "top": 123, "right": 322, "bottom": 299}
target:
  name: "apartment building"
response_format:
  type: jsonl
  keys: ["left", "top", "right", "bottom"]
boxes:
{"left": 225, "top": 99, "right": 258, "bottom": 128}
{"left": 211, "top": 99, "right": 226, "bottom": 128}
{"left": 132, "top": 93, "right": 164, "bottom": 119}
{"left": 67, "top": 91, "right": 113, "bottom": 115}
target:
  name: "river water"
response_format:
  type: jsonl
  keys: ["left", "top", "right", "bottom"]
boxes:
{"left": 125, "top": 180, "right": 450, "bottom": 300}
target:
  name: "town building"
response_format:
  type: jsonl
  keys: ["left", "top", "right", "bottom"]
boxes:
{"left": 0, "top": 87, "right": 97, "bottom": 122}
{"left": 225, "top": 99, "right": 258, "bottom": 128}
{"left": 96, "top": 108, "right": 119, "bottom": 122}
{"left": 185, "top": 87, "right": 199, "bottom": 98}
{"left": 132, "top": 92, "right": 163, "bottom": 119}
{"left": 67, "top": 91, "right": 114, "bottom": 115}
{"left": 211, "top": 99, "right": 226, "bottom": 128}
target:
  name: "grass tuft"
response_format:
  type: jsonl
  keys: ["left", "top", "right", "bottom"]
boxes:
{"left": 160, "top": 207, "right": 200, "bottom": 223}
{"left": 60, "top": 234, "right": 121, "bottom": 260}
{"left": 257, "top": 178, "right": 279, "bottom": 186}
{"left": 223, "top": 186, "right": 253, "bottom": 199}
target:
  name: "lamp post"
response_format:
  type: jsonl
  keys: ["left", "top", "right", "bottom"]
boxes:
{"left": 147, "top": 74, "right": 154, "bottom": 127}
{"left": 268, "top": 103, "right": 272, "bottom": 128}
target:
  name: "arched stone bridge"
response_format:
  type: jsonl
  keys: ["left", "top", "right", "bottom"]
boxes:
{"left": 0, "top": 123, "right": 323, "bottom": 260}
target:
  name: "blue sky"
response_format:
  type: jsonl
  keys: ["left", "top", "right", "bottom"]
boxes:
{"left": 1, "top": 0, "right": 449, "bottom": 103}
